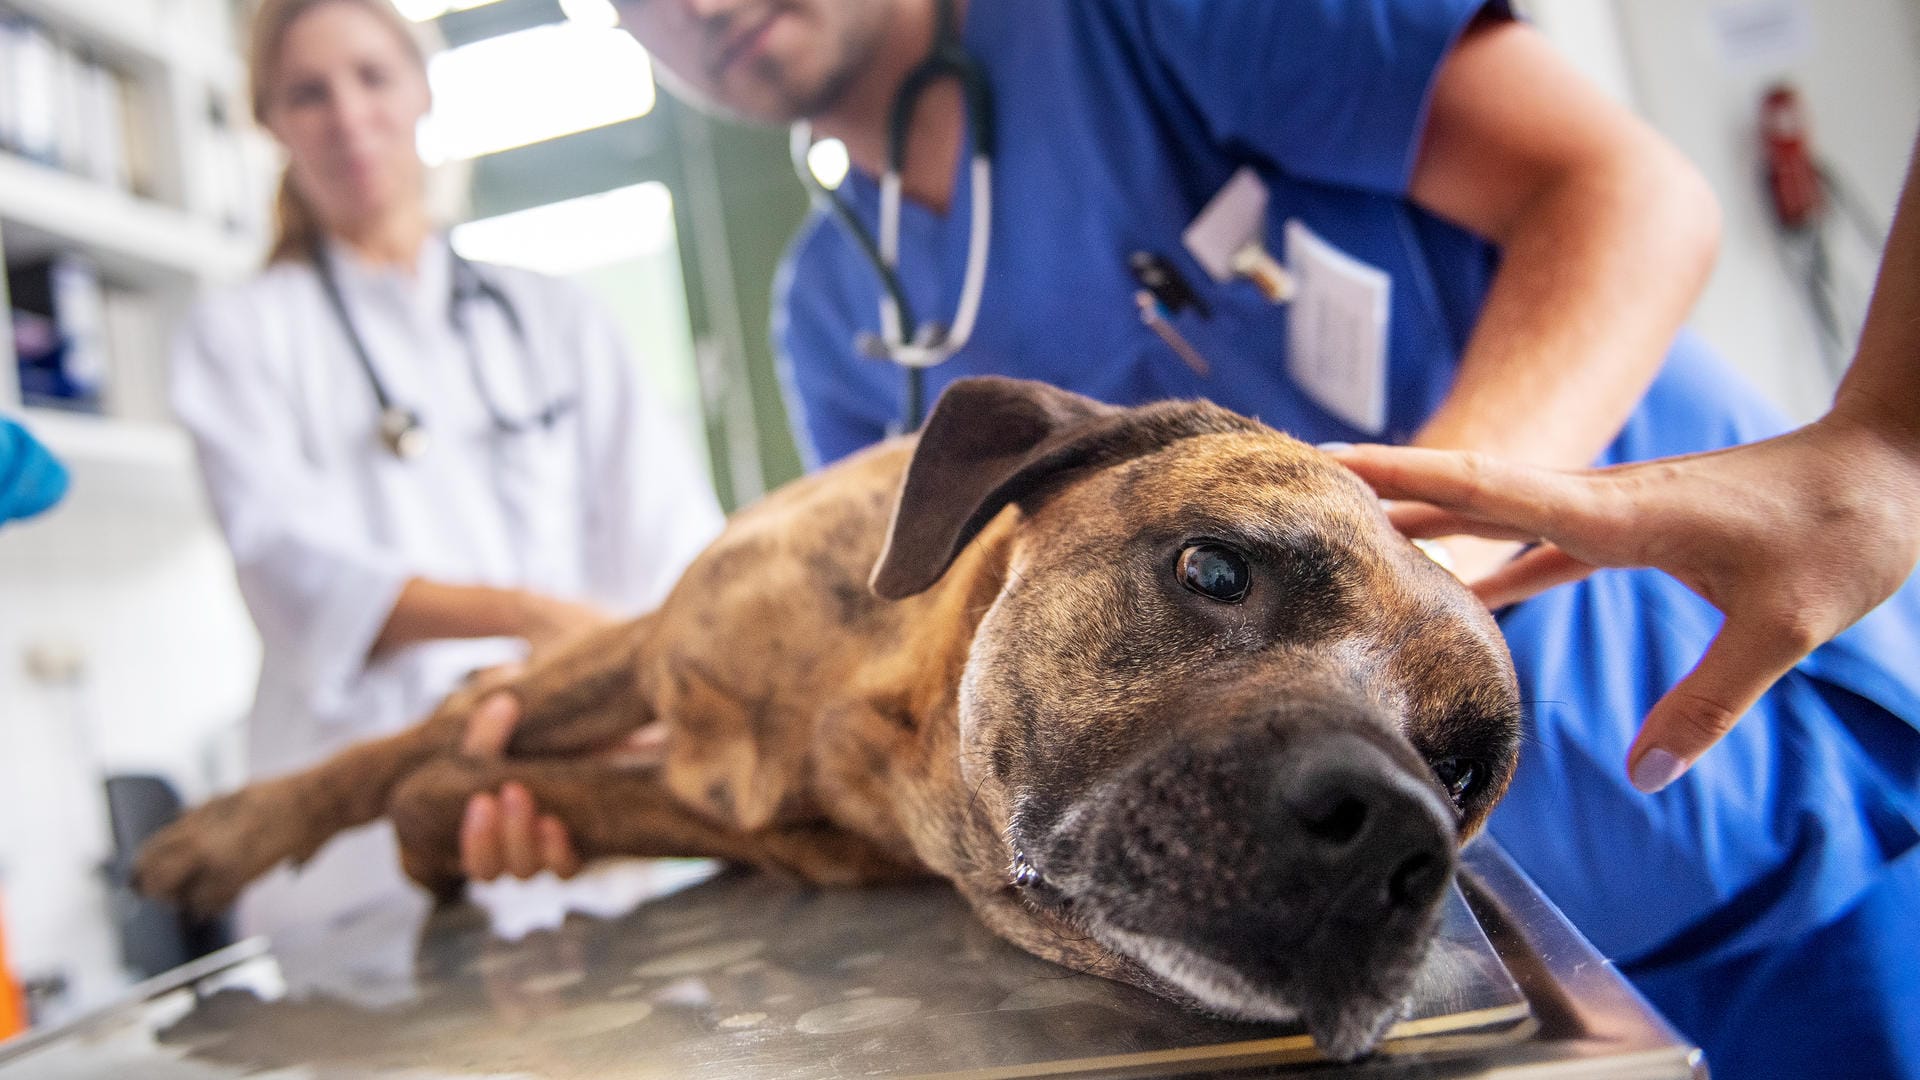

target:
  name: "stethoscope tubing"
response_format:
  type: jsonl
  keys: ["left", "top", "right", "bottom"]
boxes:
{"left": 789, "top": 0, "right": 994, "bottom": 431}
{"left": 310, "top": 244, "right": 573, "bottom": 458}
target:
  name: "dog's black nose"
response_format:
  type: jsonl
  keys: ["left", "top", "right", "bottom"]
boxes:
{"left": 1041, "top": 716, "right": 1463, "bottom": 1060}
{"left": 1263, "top": 732, "right": 1456, "bottom": 920}
{"left": 1063, "top": 723, "right": 1458, "bottom": 974}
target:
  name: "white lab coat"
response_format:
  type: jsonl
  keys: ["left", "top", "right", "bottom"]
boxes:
{"left": 170, "top": 235, "right": 724, "bottom": 937}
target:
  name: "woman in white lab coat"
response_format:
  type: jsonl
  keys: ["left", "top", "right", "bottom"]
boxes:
{"left": 170, "top": 0, "right": 723, "bottom": 936}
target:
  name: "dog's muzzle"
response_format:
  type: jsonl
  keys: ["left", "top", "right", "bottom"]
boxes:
{"left": 1013, "top": 719, "right": 1458, "bottom": 1060}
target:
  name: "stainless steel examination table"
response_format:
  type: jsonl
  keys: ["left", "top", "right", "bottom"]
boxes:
{"left": 0, "top": 841, "right": 1704, "bottom": 1079}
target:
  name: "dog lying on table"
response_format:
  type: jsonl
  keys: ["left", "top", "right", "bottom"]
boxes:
{"left": 136, "top": 376, "right": 1522, "bottom": 1061}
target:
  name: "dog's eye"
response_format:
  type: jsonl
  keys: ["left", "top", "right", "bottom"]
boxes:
{"left": 1177, "top": 543, "right": 1251, "bottom": 603}
{"left": 1431, "top": 757, "right": 1483, "bottom": 806}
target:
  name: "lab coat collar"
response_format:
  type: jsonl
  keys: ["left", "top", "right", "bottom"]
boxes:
{"left": 319, "top": 232, "right": 454, "bottom": 330}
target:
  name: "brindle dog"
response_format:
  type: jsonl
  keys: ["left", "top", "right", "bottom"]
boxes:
{"left": 136, "top": 377, "right": 1521, "bottom": 1060}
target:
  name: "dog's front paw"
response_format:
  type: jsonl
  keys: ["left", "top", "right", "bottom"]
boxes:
{"left": 389, "top": 757, "right": 493, "bottom": 899}
{"left": 132, "top": 780, "right": 319, "bottom": 917}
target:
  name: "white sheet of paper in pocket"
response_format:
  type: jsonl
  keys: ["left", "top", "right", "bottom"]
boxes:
{"left": 1284, "top": 219, "right": 1390, "bottom": 437}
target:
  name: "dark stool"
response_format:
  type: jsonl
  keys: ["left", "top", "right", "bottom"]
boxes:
{"left": 101, "top": 775, "right": 233, "bottom": 979}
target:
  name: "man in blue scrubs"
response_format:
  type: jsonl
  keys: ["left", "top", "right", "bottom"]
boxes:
{"left": 613, "top": 2, "right": 1920, "bottom": 1075}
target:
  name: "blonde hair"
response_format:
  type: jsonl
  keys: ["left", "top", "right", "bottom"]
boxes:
{"left": 247, "top": 0, "right": 428, "bottom": 264}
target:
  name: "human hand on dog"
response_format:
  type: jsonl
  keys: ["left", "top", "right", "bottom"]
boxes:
{"left": 454, "top": 687, "right": 667, "bottom": 881}
{"left": 1328, "top": 418, "right": 1920, "bottom": 794}
{"left": 459, "top": 691, "right": 584, "bottom": 881}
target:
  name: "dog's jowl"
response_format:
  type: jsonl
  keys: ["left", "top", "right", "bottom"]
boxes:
{"left": 135, "top": 376, "right": 1521, "bottom": 1062}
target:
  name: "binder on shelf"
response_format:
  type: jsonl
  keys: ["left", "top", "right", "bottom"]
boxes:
{"left": 52, "top": 40, "right": 86, "bottom": 178}
{"left": 101, "top": 288, "right": 171, "bottom": 424}
{"left": 83, "top": 56, "right": 130, "bottom": 191}
{"left": 199, "top": 94, "right": 271, "bottom": 239}
{"left": 0, "top": 18, "right": 21, "bottom": 155}
{"left": 119, "top": 71, "right": 159, "bottom": 199}
{"left": 9, "top": 255, "right": 111, "bottom": 415}
{"left": 4, "top": 18, "right": 58, "bottom": 165}
{"left": 0, "top": 11, "right": 150, "bottom": 196}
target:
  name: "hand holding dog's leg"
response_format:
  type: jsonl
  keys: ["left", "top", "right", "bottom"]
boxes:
{"left": 132, "top": 630, "right": 630, "bottom": 914}
{"left": 391, "top": 758, "right": 922, "bottom": 890}
{"left": 455, "top": 691, "right": 597, "bottom": 883}
{"left": 393, "top": 759, "right": 744, "bottom": 890}
{"left": 462, "top": 688, "right": 521, "bottom": 755}
{"left": 458, "top": 783, "right": 582, "bottom": 882}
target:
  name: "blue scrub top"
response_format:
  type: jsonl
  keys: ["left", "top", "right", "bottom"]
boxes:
{"left": 774, "top": 1, "right": 1920, "bottom": 1073}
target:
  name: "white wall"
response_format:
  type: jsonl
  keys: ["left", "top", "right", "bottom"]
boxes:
{"left": 0, "top": 462, "right": 256, "bottom": 1025}
{"left": 1528, "top": 0, "right": 1920, "bottom": 421}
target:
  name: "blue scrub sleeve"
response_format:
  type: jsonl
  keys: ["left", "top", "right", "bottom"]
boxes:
{"left": 1140, "top": 0, "right": 1503, "bottom": 196}
{"left": 0, "top": 417, "right": 69, "bottom": 524}
{"left": 772, "top": 219, "right": 890, "bottom": 468}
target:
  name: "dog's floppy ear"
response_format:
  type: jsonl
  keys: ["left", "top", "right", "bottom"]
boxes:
{"left": 871, "top": 377, "right": 1115, "bottom": 600}
{"left": 870, "top": 376, "right": 1255, "bottom": 599}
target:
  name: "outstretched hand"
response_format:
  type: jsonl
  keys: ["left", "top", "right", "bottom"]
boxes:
{"left": 1329, "top": 418, "right": 1920, "bottom": 793}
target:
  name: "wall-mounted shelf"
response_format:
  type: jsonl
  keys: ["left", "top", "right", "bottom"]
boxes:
{"left": 15, "top": 407, "right": 202, "bottom": 512}
{"left": 0, "top": 0, "right": 257, "bottom": 518}
{"left": 20, "top": 406, "right": 190, "bottom": 472}
{"left": 0, "top": 155, "right": 260, "bottom": 289}
{"left": 1, "top": 0, "right": 241, "bottom": 93}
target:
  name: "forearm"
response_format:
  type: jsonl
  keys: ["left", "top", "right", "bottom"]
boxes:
{"left": 1829, "top": 139, "right": 1920, "bottom": 461}
{"left": 370, "top": 579, "right": 534, "bottom": 658}
{"left": 1414, "top": 145, "right": 1720, "bottom": 465}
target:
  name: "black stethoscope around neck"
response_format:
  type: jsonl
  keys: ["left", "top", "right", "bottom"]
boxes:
{"left": 310, "top": 242, "right": 576, "bottom": 460}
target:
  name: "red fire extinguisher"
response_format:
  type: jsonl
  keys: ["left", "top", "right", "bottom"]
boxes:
{"left": 1761, "top": 83, "right": 1824, "bottom": 231}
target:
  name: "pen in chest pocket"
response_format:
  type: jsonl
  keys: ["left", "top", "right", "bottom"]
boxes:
{"left": 1134, "top": 290, "right": 1212, "bottom": 377}
{"left": 1129, "top": 250, "right": 1213, "bottom": 378}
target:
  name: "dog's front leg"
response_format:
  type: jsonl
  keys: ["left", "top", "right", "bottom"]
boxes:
{"left": 132, "top": 713, "right": 469, "bottom": 917}
{"left": 388, "top": 757, "right": 928, "bottom": 894}
{"left": 494, "top": 615, "right": 659, "bottom": 757}
{"left": 134, "top": 615, "right": 655, "bottom": 916}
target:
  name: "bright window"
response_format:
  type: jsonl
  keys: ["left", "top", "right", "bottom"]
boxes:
{"left": 416, "top": 21, "right": 655, "bottom": 164}
{"left": 393, "top": 0, "right": 504, "bottom": 22}
{"left": 449, "top": 181, "right": 676, "bottom": 276}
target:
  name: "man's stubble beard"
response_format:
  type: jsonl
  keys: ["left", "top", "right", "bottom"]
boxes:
{"left": 749, "top": 27, "right": 884, "bottom": 124}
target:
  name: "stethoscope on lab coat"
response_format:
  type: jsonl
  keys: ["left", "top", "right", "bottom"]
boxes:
{"left": 310, "top": 244, "right": 576, "bottom": 459}
{"left": 788, "top": 0, "right": 993, "bottom": 432}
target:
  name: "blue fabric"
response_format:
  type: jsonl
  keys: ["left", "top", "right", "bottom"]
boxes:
{"left": 770, "top": 0, "right": 1920, "bottom": 1075}
{"left": 0, "top": 417, "right": 68, "bottom": 524}
{"left": 1625, "top": 846, "right": 1920, "bottom": 1080}
{"left": 779, "top": 0, "right": 1508, "bottom": 464}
